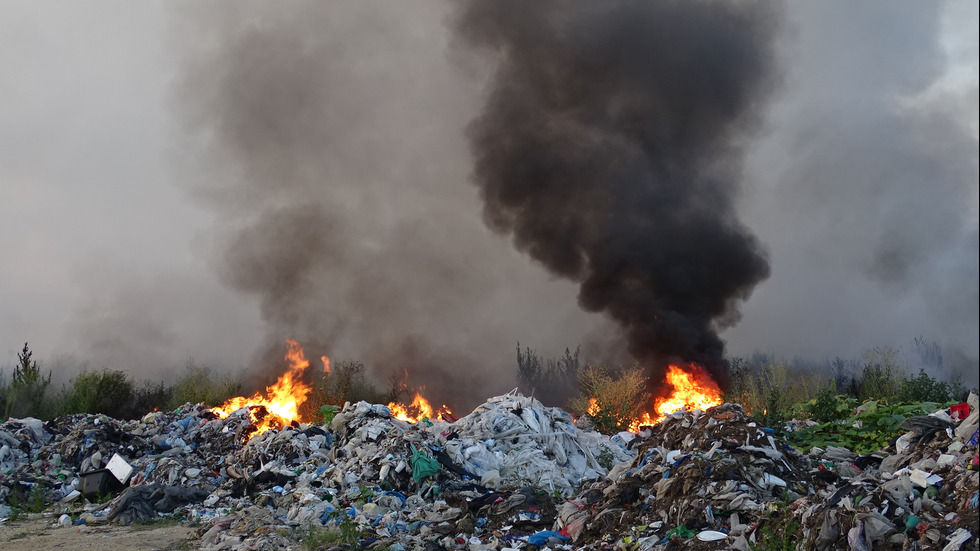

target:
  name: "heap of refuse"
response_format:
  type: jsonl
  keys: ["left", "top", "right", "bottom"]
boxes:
{"left": 795, "top": 392, "right": 979, "bottom": 551}
{"left": 1, "top": 391, "right": 977, "bottom": 551}
{"left": 554, "top": 403, "right": 817, "bottom": 549}
{"left": 551, "top": 398, "right": 978, "bottom": 551}
{"left": 0, "top": 392, "right": 633, "bottom": 549}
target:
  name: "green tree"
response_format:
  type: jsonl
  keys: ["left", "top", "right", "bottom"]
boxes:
{"left": 3, "top": 343, "right": 53, "bottom": 419}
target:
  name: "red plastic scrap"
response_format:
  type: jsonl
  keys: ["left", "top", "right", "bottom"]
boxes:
{"left": 950, "top": 403, "right": 970, "bottom": 420}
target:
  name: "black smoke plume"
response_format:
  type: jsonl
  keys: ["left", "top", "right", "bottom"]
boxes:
{"left": 454, "top": 0, "right": 782, "bottom": 391}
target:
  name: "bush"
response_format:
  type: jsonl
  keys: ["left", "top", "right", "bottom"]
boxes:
{"left": 805, "top": 384, "right": 853, "bottom": 424}
{"left": 127, "top": 380, "right": 172, "bottom": 418}
{"left": 568, "top": 364, "right": 649, "bottom": 434}
{"left": 58, "top": 369, "right": 134, "bottom": 419}
{"left": 897, "top": 369, "right": 952, "bottom": 403}
{"left": 725, "top": 358, "right": 824, "bottom": 425}
{"left": 169, "top": 363, "right": 242, "bottom": 409}
{"left": 857, "top": 347, "right": 902, "bottom": 401}
{"left": 303, "top": 360, "right": 389, "bottom": 420}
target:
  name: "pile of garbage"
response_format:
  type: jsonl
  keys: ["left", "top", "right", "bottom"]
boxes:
{"left": 554, "top": 403, "right": 817, "bottom": 549}
{"left": 438, "top": 394, "right": 631, "bottom": 496}
{"left": 795, "top": 392, "right": 979, "bottom": 551}
{"left": 1, "top": 391, "right": 977, "bottom": 551}
{"left": 551, "top": 398, "right": 978, "bottom": 551}
{"left": 0, "top": 392, "right": 633, "bottom": 549}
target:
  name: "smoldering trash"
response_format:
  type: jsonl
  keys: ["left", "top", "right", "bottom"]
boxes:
{"left": 0, "top": 392, "right": 977, "bottom": 550}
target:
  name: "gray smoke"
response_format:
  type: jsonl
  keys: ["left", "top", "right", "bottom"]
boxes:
{"left": 730, "top": 0, "right": 979, "bottom": 384}
{"left": 452, "top": 1, "right": 782, "bottom": 390}
{"left": 169, "top": 2, "right": 613, "bottom": 409}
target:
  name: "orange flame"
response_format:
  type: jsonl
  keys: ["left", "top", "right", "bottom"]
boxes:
{"left": 653, "top": 363, "right": 723, "bottom": 418}
{"left": 388, "top": 391, "right": 452, "bottom": 423}
{"left": 211, "top": 339, "right": 319, "bottom": 438}
{"left": 584, "top": 363, "right": 723, "bottom": 432}
{"left": 587, "top": 398, "right": 600, "bottom": 416}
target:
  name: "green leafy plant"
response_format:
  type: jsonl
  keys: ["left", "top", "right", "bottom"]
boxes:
{"left": 749, "top": 520, "right": 800, "bottom": 551}
{"left": 597, "top": 446, "right": 616, "bottom": 470}
{"left": 783, "top": 400, "right": 944, "bottom": 454}
{"left": 7, "top": 483, "right": 48, "bottom": 518}
{"left": 356, "top": 485, "right": 374, "bottom": 504}
{"left": 305, "top": 514, "right": 363, "bottom": 549}
{"left": 316, "top": 404, "right": 339, "bottom": 425}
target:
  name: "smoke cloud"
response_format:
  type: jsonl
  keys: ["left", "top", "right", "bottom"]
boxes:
{"left": 169, "top": 2, "right": 614, "bottom": 409}
{"left": 2, "top": 1, "right": 974, "bottom": 403}
{"left": 730, "top": 0, "right": 979, "bottom": 384}
{"left": 452, "top": 1, "right": 782, "bottom": 390}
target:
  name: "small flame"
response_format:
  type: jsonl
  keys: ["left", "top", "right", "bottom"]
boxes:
{"left": 212, "top": 339, "right": 319, "bottom": 438}
{"left": 587, "top": 398, "right": 600, "bottom": 416}
{"left": 388, "top": 391, "right": 452, "bottom": 423}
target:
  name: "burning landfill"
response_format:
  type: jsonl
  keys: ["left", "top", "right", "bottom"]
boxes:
{"left": 0, "top": 340, "right": 977, "bottom": 551}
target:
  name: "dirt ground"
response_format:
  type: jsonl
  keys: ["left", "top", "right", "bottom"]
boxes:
{"left": 0, "top": 516, "right": 194, "bottom": 551}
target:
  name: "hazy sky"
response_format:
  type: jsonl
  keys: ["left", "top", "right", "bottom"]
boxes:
{"left": 1, "top": 1, "right": 977, "bottom": 398}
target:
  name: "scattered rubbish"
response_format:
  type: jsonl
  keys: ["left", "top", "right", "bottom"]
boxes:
{"left": 78, "top": 468, "right": 125, "bottom": 499}
{"left": 697, "top": 529, "right": 728, "bottom": 541}
{"left": 0, "top": 391, "right": 976, "bottom": 551}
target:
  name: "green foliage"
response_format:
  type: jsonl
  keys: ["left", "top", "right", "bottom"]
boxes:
{"left": 129, "top": 380, "right": 173, "bottom": 417}
{"left": 569, "top": 364, "right": 649, "bottom": 434}
{"left": 784, "top": 400, "right": 941, "bottom": 454}
{"left": 304, "top": 514, "right": 363, "bottom": 549}
{"left": 897, "top": 369, "right": 952, "bottom": 403}
{"left": 857, "top": 347, "right": 901, "bottom": 401}
{"left": 725, "top": 358, "right": 825, "bottom": 423}
{"left": 725, "top": 342, "right": 976, "bottom": 430}
{"left": 2, "top": 343, "right": 53, "bottom": 420}
{"left": 596, "top": 446, "right": 615, "bottom": 470}
{"left": 58, "top": 369, "right": 134, "bottom": 419}
{"left": 169, "top": 362, "right": 242, "bottom": 408}
{"left": 805, "top": 384, "right": 853, "bottom": 424}
{"left": 356, "top": 485, "right": 374, "bottom": 504}
{"left": 749, "top": 520, "right": 800, "bottom": 551}
{"left": 316, "top": 404, "right": 339, "bottom": 425}
{"left": 747, "top": 495, "right": 801, "bottom": 551}
{"left": 6, "top": 483, "right": 48, "bottom": 517}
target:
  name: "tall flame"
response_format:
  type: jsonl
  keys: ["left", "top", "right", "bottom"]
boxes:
{"left": 211, "top": 339, "right": 318, "bottom": 438}
{"left": 585, "top": 363, "right": 724, "bottom": 432}
{"left": 653, "top": 363, "right": 723, "bottom": 417}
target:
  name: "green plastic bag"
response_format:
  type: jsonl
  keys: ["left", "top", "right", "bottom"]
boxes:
{"left": 411, "top": 445, "right": 440, "bottom": 481}
{"left": 664, "top": 524, "right": 696, "bottom": 540}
